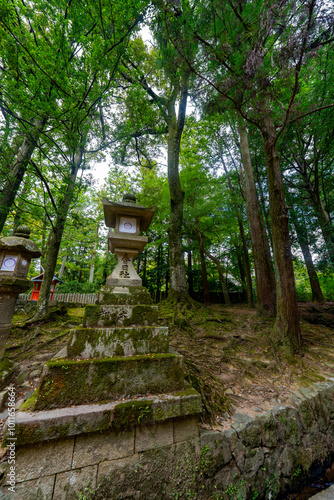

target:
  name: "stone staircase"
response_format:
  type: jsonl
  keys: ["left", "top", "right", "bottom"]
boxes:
{"left": 2, "top": 286, "right": 202, "bottom": 499}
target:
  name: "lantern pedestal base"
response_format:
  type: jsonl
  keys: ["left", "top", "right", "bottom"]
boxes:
{"left": 106, "top": 248, "right": 142, "bottom": 287}
{"left": 0, "top": 325, "right": 11, "bottom": 360}
{"left": 0, "top": 280, "right": 31, "bottom": 360}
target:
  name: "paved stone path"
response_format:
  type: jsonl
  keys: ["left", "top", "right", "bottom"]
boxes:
{"left": 309, "top": 484, "right": 334, "bottom": 499}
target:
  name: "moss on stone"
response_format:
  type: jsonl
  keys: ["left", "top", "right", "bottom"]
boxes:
{"left": 34, "top": 353, "right": 185, "bottom": 410}
{"left": 299, "top": 401, "right": 314, "bottom": 430}
{"left": 83, "top": 305, "right": 101, "bottom": 327}
{"left": 113, "top": 400, "right": 153, "bottom": 430}
{"left": 4, "top": 422, "right": 45, "bottom": 448}
{"left": 83, "top": 304, "right": 159, "bottom": 328}
{"left": 0, "top": 358, "right": 18, "bottom": 389}
{"left": 114, "top": 344, "right": 125, "bottom": 356}
{"left": 20, "top": 389, "right": 39, "bottom": 411}
{"left": 123, "top": 305, "right": 158, "bottom": 326}
{"left": 98, "top": 286, "right": 153, "bottom": 306}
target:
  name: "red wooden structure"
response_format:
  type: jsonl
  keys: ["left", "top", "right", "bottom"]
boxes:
{"left": 30, "top": 272, "right": 62, "bottom": 301}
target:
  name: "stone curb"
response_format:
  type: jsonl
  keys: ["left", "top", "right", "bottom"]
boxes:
{"left": 3, "top": 389, "right": 202, "bottom": 446}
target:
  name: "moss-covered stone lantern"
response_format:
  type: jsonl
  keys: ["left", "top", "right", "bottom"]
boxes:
{"left": 103, "top": 193, "right": 156, "bottom": 286}
{"left": 0, "top": 225, "right": 42, "bottom": 359}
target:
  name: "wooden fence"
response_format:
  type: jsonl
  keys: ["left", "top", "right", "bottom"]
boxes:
{"left": 18, "top": 293, "right": 98, "bottom": 305}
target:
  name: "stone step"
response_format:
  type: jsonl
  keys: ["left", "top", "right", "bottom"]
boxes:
{"left": 97, "top": 286, "right": 153, "bottom": 305}
{"left": 34, "top": 353, "right": 185, "bottom": 410}
{"left": 309, "top": 485, "right": 334, "bottom": 499}
{"left": 83, "top": 304, "right": 158, "bottom": 328}
{"left": 67, "top": 326, "right": 169, "bottom": 359}
{"left": 6, "top": 388, "right": 201, "bottom": 446}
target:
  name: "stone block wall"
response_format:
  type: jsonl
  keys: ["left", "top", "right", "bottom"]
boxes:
{"left": 199, "top": 380, "right": 334, "bottom": 499}
{"left": 2, "top": 380, "right": 334, "bottom": 499}
{"left": 1, "top": 416, "right": 200, "bottom": 500}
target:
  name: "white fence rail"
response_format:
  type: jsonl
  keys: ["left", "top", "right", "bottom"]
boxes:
{"left": 18, "top": 293, "right": 98, "bottom": 305}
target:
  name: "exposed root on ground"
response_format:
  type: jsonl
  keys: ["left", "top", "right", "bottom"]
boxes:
{"left": 160, "top": 291, "right": 200, "bottom": 327}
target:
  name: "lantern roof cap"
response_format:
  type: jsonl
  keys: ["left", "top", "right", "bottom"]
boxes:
{"left": 0, "top": 226, "right": 42, "bottom": 258}
{"left": 103, "top": 195, "right": 156, "bottom": 231}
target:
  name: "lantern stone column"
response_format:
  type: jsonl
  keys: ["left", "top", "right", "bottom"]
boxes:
{"left": 0, "top": 226, "right": 42, "bottom": 359}
{"left": 103, "top": 193, "right": 156, "bottom": 287}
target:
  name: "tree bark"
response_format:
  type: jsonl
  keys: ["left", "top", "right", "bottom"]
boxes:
{"left": 102, "top": 246, "right": 109, "bottom": 284}
{"left": 142, "top": 247, "right": 147, "bottom": 288}
{"left": 156, "top": 243, "right": 162, "bottom": 302}
{"left": 195, "top": 220, "right": 210, "bottom": 305}
{"left": 220, "top": 154, "right": 253, "bottom": 307}
{"left": 166, "top": 71, "right": 190, "bottom": 301}
{"left": 204, "top": 250, "right": 231, "bottom": 305}
{"left": 297, "top": 160, "right": 334, "bottom": 264}
{"left": 238, "top": 117, "right": 276, "bottom": 316}
{"left": 261, "top": 108, "right": 302, "bottom": 353}
{"left": 235, "top": 243, "right": 248, "bottom": 303}
{"left": 0, "top": 117, "right": 47, "bottom": 234}
{"left": 33, "top": 145, "right": 84, "bottom": 319}
{"left": 58, "top": 255, "right": 67, "bottom": 279}
{"left": 88, "top": 222, "right": 100, "bottom": 283}
{"left": 254, "top": 160, "right": 273, "bottom": 249}
{"left": 289, "top": 206, "right": 325, "bottom": 303}
{"left": 11, "top": 178, "right": 29, "bottom": 235}
{"left": 187, "top": 238, "right": 194, "bottom": 298}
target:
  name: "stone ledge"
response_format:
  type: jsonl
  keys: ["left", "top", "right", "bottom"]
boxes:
{"left": 67, "top": 326, "right": 169, "bottom": 359}
{"left": 34, "top": 353, "right": 185, "bottom": 409}
{"left": 83, "top": 304, "right": 159, "bottom": 328}
{"left": 4, "top": 389, "right": 202, "bottom": 446}
{"left": 97, "top": 286, "right": 153, "bottom": 305}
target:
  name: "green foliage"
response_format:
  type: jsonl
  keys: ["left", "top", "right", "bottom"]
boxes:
{"left": 1, "top": 0, "right": 334, "bottom": 317}
{"left": 56, "top": 281, "right": 99, "bottom": 293}
{"left": 224, "top": 475, "right": 247, "bottom": 500}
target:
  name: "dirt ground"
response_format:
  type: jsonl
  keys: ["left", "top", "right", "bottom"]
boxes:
{"left": 163, "top": 303, "right": 334, "bottom": 430}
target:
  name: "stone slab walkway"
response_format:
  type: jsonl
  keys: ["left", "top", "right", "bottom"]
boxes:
{"left": 309, "top": 485, "right": 334, "bottom": 499}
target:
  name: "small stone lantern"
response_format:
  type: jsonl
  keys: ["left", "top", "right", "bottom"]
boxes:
{"left": 103, "top": 194, "right": 156, "bottom": 286}
{"left": 0, "top": 225, "right": 42, "bottom": 359}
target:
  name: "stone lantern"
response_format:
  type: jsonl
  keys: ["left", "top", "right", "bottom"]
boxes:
{"left": 0, "top": 225, "right": 42, "bottom": 359}
{"left": 103, "top": 193, "right": 156, "bottom": 286}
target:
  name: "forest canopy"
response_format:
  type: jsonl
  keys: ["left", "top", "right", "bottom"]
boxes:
{"left": 1, "top": 0, "right": 334, "bottom": 353}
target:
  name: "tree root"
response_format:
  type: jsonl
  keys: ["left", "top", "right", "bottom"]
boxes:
{"left": 161, "top": 291, "right": 201, "bottom": 327}
{"left": 24, "top": 304, "right": 68, "bottom": 326}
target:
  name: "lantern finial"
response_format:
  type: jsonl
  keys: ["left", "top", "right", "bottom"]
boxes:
{"left": 15, "top": 225, "right": 31, "bottom": 239}
{"left": 122, "top": 193, "right": 136, "bottom": 204}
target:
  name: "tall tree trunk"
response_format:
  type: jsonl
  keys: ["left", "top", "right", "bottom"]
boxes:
{"left": 166, "top": 72, "right": 190, "bottom": 301}
{"left": 195, "top": 220, "right": 210, "bottom": 305}
{"left": 254, "top": 160, "right": 273, "bottom": 250}
{"left": 142, "top": 247, "right": 147, "bottom": 288}
{"left": 261, "top": 108, "right": 302, "bottom": 353}
{"left": 220, "top": 154, "right": 253, "bottom": 307}
{"left": 11, "top": 179, "right": 29, "bottom": 235}
{"left": 289, "top": 206, "right": 325, "bottom": 303}
{"left": 89, "top": 224, "right": 99, "bottom": 284}
{"left": 235, "top": 243, "right": 248, "bottom": 303}
{"left": 204, "top": 250, "right": 231, "bottom": 306}
{"left": 102, "top": 247, "right": 109, "bottom": 284}
{"left": 298, "top": 161, "right": 334, "bottom": 264}
{"left": 187, "top": 237, "right": 194, "bottom": 298}
{"left": 33, "top": 145, "right": 84, "bottom": 319}
{"left": 156, "top": 244, "right": 162, "bottom": 303}
{"left": 238, "top": 117, "right": 276, "bottom": 316}
{"left": 58, "top": 255, "right": 67, "bottom": 279}
{"left": 0, "top": 117, "right": 47, "bottom": 234}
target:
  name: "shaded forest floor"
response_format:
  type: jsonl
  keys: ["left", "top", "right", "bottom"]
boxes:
{"left": 160, "top": 302, "right": 334, "bottom": 432}
{"left": 2, "top": 301, "right": 334, "bottom": 437}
